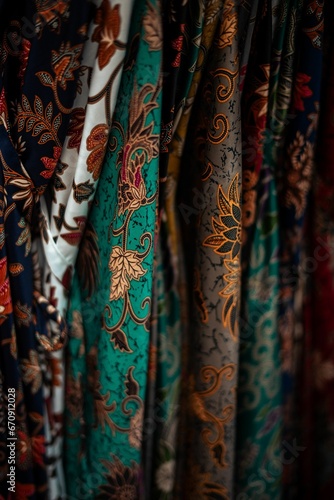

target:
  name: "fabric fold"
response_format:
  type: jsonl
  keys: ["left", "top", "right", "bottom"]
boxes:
{"left": 64, "top": 0, "right": 162, "bottom": 496}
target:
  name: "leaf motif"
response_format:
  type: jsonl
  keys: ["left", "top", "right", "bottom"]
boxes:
{"left": 17, "top": 117, "right": 25, "bottom": 132}
{"left": 34, "top": 95, "right": 43, "bottom": 116}
{"left": 108, "top": 247, "right": 146, "bottom": 301}
{"left": 203, "top": 235, "right": 225, "bottom": 248}
{"left": 26, "top": 117, "right": 36, "bottom": 132}
{"left": 39, "top": 133, "right": 52, "bottom": 144}
{"left": 125, "top": 366, "right": 139, "bottom": 395}
{"left": 67, "top": 107, "right": 85, "bottom": 150}
{"left": 33, "top": 122, "right": 46, "bottom": 136}
{"left": 13, "top": 191, "right": 29, "bottom": 202}
{"left": 217, "top": 241, "right": 234, "bottom": 254}
{"left": 223, "top": 294, "right": 234, "bottom": 327}
{"left": 18, "top": 218, "right": 26, "bottom": 229}
{"left": 232, "top": 202, "right": 241, "bottom": 223}
{"left": 123, "top": 250, "right": 146, "bottom": 280}
{"left": 212, "top": 218, "right": 224, "bottom": 233}
{"left": 9, "top": 263, "right": 24, "bottom": 276}
{"left": 53, "top": 113, "right": 62, "bottom": 131}
{"left": 36, "top": 71, "right": 53, "bottom": 87}
{"left": 9, "top": 177, "right": 31, "bottom": 189}
{"left": 109, "top": 268, "right": 128, "bottom": 300}
{"left": 45, "top": 102, "right": 53, "bottom": 122}
{"left": 22, "top": 95, "right": 31, "bottom": 112}
{"left": 0, "top": 229, "right": 5, "bottom": 250}
{"left": 228, "top": 173, "right": 239, "bottom": 204}
{"left": 87, "top": 123, "right": 109, "bottom": 150}
{"left": 16, "top": 220, "right": 31, "bottom": 257}
{"left": 87, "top": 148, "right": 105, "bottom": 181}
{"left": 206, "top": 5, "right": 221, "bottom": 24}
{"left": 14, "top": 301, "right": 31, "bottom": 327}
{"left": 217, "top": 13, "right": 237, "bottom": 49}
{"left": 218, "top": 187, "right": 231, "bottom": 215}
{"left": 40, "top": 170, "right": 53, "bottom": 179}
{"left": 111, "top": 329, "right": 132, "bottom": 352}
{"left": 86, "top": 124, "right": 108, "bottom": 181}
{"left": 73, "top": 179, "right": 95, "bottom": 203}
{"left": 92, "top": 2, "right": 121, "bottom": 70}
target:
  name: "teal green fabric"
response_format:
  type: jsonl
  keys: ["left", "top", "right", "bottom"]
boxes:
{"left": 237, "top": 1, "right": 304, "bottom": 498}
{"left": 64, "top": 0, "right": 162, "bottom": 496}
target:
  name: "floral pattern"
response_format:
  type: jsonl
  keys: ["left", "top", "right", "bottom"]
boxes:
{"left": 64, "top": 0, "right": 162, "bottom": 496}
{"left": 204, "top": 174, "right": 241, "bottom": 260}
{"left": 92, "top": 2, "right": 123, "bottom": 70}
{"left": 40, "top": 1, "right": 135, "bottom": 496}
{"left": 97, "top": 455, "right": 139, "bottom": 499}
{"left": 0, "top": 0, "right": 92, "bottom": 497}
{"left": 203, "top": 174, "right": 241, "bottom": 339}
{"left": 175, "top": 0, "right": 241, "bottom": 495}
{"left": 0, "top": 1, "right": 332, "bottom": 499}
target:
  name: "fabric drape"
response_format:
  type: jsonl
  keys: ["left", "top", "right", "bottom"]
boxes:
{"left": 64, "top": 0, "right": 162, "bottom": 496}
{"left": 0, "top": 2, "right": 92, "bottom": 497}
{"left": 0, "top": 1, "right": 334, "bottom": 499}
{"left": 40, "top": 2, "right": 135, "bottom": 494}
{"left": 176, "top": 1, "right": 242, "bottom": 496}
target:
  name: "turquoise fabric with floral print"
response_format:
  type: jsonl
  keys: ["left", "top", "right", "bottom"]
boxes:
{"left": 64, "top": 0, "right": 162, "bottom": 497}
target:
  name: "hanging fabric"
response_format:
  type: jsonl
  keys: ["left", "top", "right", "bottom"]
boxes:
{"left": 176, "top": 0, "right": 241, "bottom": 496}
{"left": 0, "top": 1, "right": 333, "bottom": 499}
{"left": 0, "top": 1, "right": 92, "bottom": 497}
{"left": 40, "top": 1, "right": 134, "bottom": 495}
{"left": 64, "top": 0, "right": 162, "bottom": 496}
